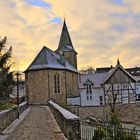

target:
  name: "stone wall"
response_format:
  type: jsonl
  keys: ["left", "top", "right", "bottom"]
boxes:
{"left": 48, "top": 101, "right": 80, "bottom": 140}
{"left": 49, "top": 70, "right": 67, "bottom": 105}
{"left": 26, "top": 70, "right": 49, "bottom": 104}
{"left": 26, "top": 69, "right": 79, "bottom": 105}
{"left": 66, "top": 71, "right": 79, "bottom": 98}
{"left": 70, "top": 103, "right": 140, "bottom": 125}
{"left": 113, "top": 103, "right": 140, "bottom": 125}
{"left": 70, "top": 106, "right": 104, "bottom": 120}
{"left": 0, "top": 102, "right": 28, "bottom": 133}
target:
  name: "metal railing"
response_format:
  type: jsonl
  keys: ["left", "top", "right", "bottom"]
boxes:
{"left": 81, "top": 121, "right": 140, "bottom": 140}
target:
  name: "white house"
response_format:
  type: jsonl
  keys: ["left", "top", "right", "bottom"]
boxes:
{"left": 125, "top": 67, "right": 140, "bottom": 101}
{"left": 79, "top": 72, "right": 108, "bottom": 106}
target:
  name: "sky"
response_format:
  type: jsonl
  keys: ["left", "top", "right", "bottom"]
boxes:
{"left": 1, "top": 0, "right": 140, "bottom": 71}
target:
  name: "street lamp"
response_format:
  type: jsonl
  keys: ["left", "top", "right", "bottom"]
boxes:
{"left": 15, "top": 72, "right": 21, "bottom": 119}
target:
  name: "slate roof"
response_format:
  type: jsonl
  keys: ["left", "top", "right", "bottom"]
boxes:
{"left": 56, "top": 19, "right": 77, "bottom": 54}
{"left": 79, "top": 72, "right": 109, "bottom": 88}
{"left": 26, "top": 46, "right": 78, "bottom": 73}
{"left": 126, "top": 67, "right": 140, "bottom": 76}
{"left": 95, "top": 66, "right": 113, "bottom": 73}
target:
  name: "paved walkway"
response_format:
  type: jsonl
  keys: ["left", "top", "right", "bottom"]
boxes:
{"left": 6, "top": 106, "right": 67, "bottom": 140}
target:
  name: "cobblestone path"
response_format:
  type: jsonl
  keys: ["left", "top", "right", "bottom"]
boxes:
{"left": 6, "top": 106, "right": 66, "bottom": 140}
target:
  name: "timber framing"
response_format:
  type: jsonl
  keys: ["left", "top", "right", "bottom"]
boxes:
{"left": 103, "top": 63, "right": 136, "bottom": 104}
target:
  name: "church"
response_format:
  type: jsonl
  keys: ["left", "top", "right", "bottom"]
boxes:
{"left": 25, "top": 20, "right": 140, "bottom": 107}
{"left": 25, "top": 20, "right": 79, "bottom": 105}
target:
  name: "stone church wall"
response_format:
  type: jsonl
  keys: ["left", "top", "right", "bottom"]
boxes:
{"left": 26, "top": 70, "right": 49, "bottom": 104}
{"left": 48, "top": 70, "right": 67, "bottom": 105}
{"left": 66, "top": 71, "right": 79, "bottom": 98}
{"left": 26, "top": 69, "right": 79, "bottom": 105}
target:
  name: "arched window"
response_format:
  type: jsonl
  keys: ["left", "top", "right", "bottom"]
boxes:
{"left": 54, "top": 74, "right": 60, "bottom": 93}
{"left": 84, "top": 79, "right": 93, "bottom": 101}
{"left": 86, "top": 84, "right": 92, "bottom": 94}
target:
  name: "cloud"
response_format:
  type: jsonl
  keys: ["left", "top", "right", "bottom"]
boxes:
{"left": 1, "top": 0, "right": 140, "bottom": 71}
{"left": 26, "top": 0, "right": 52, "bottom": 9}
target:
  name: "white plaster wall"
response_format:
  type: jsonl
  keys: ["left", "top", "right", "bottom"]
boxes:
{"left": 136, "top": 83, "right": 140, "bottom": 94}
{"left": 80, "top": 88, "right": 104, "bottom": 106}
{"left": 135, "top": 83, "right": 140, "bottom": 101}
{"left": 105, "top": 83, "right": 136, "bottom": 104}
{"left": 67, "top": 97, "right": 80, "bottom": 105}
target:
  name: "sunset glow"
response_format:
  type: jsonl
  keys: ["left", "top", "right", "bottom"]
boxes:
{"left": 1, "top": 0, "right": 140, "bottom": 71}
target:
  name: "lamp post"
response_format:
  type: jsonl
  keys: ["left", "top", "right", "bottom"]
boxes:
{"left": 15, "top": 72, "right": 21, "bottom": 119}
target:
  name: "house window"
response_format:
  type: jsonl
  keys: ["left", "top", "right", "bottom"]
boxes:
{"left": 54, "top": 74, "right": 60, "bottom": 93}
{"left": 123, "top": 84, "right": 128, "bottom": 89}
{"left": 100, "top": 96, "right": 103, "bottom": 105}
{"left": 86, "top": 95, "right": 92, "bottom": 100}
{"left": 90, "top": 96, "right": 92, "bottom": 100}
{"left": 86, "top": 84, "right": 92, "bottom": 94}
{"left": 136, "top": 94, "right": 140, "bottom": 101}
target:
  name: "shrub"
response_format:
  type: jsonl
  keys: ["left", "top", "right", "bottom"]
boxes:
{"left": 122, "top": 132, "right": 137, "bottom": 140}
{"left": 92, "top": 127, "right": 105, "bottom": 140}
{"left": 0, "top": 102, "right": 16, "bottom": 110}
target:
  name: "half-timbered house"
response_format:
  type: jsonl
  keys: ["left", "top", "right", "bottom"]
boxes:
{"left": 103, "top": 60, "right": 136, "bottom": 105}
{"left": 78, "top": 60, "right": 137, "bottom": 107}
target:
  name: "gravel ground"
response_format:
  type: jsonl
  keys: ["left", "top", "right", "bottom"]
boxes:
{"left": 6, "top": 106, "right": 67, "bottom": 140}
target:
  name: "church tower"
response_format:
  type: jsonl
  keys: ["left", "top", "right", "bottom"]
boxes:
{"left": 56, "top": 19, "right": 77, "bottom": 69}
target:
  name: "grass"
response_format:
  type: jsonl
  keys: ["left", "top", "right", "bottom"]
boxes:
{"left": 0, "top": 102, "right": 16, "bottom": 110}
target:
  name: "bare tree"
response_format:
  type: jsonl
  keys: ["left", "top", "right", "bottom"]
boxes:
{"left": 79, "top": 66, "right": 95, "bottom": 74}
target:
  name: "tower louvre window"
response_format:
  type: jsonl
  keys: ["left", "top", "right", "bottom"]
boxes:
{"left": 54, "top": 74, "right": 60, "bottom": 93}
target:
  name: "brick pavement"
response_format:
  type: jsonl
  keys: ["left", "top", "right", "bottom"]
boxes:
{"left": 6, "top": 106, "right": 67, "bottom": 140}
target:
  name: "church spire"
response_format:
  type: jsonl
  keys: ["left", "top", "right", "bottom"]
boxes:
{"left": 56, "top": 19, "right": 77, "bottom": 54}
{"left": 56, "top": 19, "right": 77, "bottom": 68}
